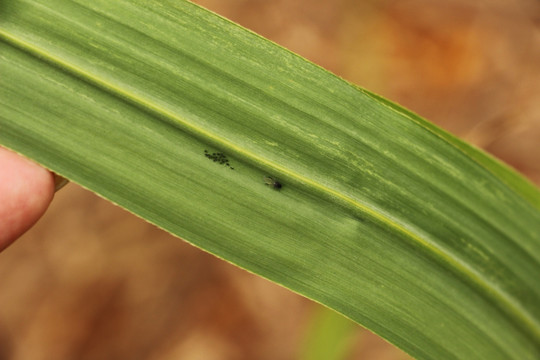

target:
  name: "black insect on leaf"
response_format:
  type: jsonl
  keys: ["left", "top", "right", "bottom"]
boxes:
{"left": 264, "top": 176, "right": 282, "bottom": 190}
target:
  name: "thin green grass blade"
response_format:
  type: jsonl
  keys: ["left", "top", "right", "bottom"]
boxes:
{"left": 1, "top": 1, "right": 539, "bottom": 359}
{"left": 300, "top": 307, "right": 358, "bottom": 360}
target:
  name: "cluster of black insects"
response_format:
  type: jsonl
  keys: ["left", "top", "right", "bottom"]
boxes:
{"left": 204, "top": 150, "right": 234, "bottom": 170}
{"left": 204, "top": 150, "right": 282, "bottom": 190}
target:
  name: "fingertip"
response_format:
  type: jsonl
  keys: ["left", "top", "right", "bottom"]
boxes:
{"left": 0, "top": 147, "right": 55, "bottom": 251}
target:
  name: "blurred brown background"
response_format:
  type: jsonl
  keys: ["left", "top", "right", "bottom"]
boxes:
{"left": 1, "top": 0, "right": 539, "bottom": 359}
